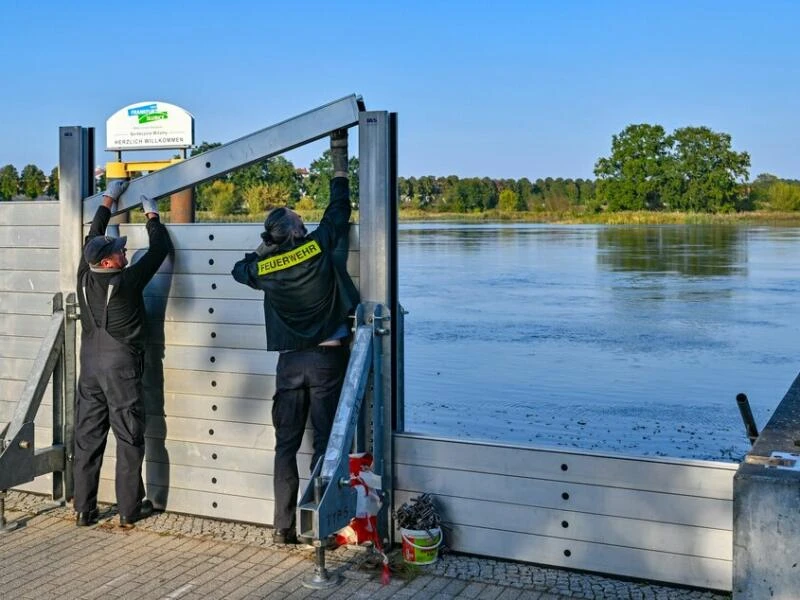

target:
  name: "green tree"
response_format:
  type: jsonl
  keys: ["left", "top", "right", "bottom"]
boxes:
{"left": 229, "top": 162, "right": 268, "bottom": 192}
{"left": 295, "top": 195, "right": 315, "bottom": 210}
{"left": 191, "top": 141, "right": 222, "bottom": 157}
{"left": 265, "top": 156, "right": 301, "bottom": 204}
{"left": 0, "top": 164, "right": 19, "bottom": 200}
{"left": 398, "top": 176, "right": 414, "bottom": 207}
{"left": 414, "top": 176, "right": 436, "bottom": 209}
{"left": 498, "top": 188, "right": 521, "bottom": 212}
{"left": 200, "top": 180, "right": 237, "bottom": 216}
{"left": 564, "top": 180, "right": 579, "bottom": 204}
{"left": 191, "top": 142, "right": 223, "bottom": 210}
{"left": 578, "top": 179, "right": 595, "bottom": 205}
{"left": 594, "top": 124, "right": 670, "bottom": 211}
{"left": 307, "top": 151, "right": 333, "bottom": 208}
{"left": 748, "top": 173, "right": 778, "bottom": 209}
{"left": 442, "top": 178, "right": 486, "bottom": 212}
{"left": 516, "top": 178, "right": 534, "bottom": 209}
{"left": 20, "top": 164, "right": 46, "bottom": 199}
{"left": 666, "top": 126, "right": 750, "bottom": 212}
{"left": 595, "top": 124, "right": 750, "bottom": 213}
{"left": 242, "top": 182, "right": 292, "bottom": 214}
{"left": 46, "top": 167, "right": 59, "bottom": 198}
{"left": 767, "top": 181, "right": 800, "bottom": 211}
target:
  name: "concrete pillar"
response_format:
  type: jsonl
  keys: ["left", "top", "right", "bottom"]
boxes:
{"left": 733, "top": 373, "right": 800, "bottom": 599}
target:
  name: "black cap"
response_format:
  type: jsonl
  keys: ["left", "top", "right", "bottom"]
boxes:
{"left": 84, "top": 235, "right": 127, "bottom": 265}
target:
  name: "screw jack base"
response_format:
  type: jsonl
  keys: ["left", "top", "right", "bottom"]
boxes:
{"left": 301, "top": 546, "right": 342, "bottom": 589}
{"left": 301, "top": 570, "right": 341, "bottom": 589}
{"left": 0, "top": 520, "right": 20, "bottom": 534}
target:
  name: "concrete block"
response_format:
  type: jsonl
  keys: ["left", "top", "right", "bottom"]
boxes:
{"left": 734, "top": 373, "right": 800, "bottom": 599}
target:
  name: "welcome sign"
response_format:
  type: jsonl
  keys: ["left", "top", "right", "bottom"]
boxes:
{"left": 106, "top": 101, "right": 194, "bottom": 151}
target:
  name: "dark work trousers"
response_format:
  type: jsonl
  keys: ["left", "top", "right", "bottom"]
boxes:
{"left": 272, "top": 346, "right": 349, "bottom": 532}
{"left": 73, "top": 291, "right": 146, "bottom": 518}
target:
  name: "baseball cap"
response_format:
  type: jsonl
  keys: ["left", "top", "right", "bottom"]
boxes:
{"left": 84, "top": 235, "right": 127, "bottom": 265}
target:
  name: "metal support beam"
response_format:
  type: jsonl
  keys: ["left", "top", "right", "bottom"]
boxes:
{"left": 82, "top": 94, "right": 365, "bottom": 219}
{"left": 51, "top": 293, "right": 65, "bottom": 500}
{"left": 63, "top": 292, "right": 78, "bottom": 502}
{"left": 358, "top": 111, "right": 399, "bottom": 544}
{"left": 5, "top": 309, "right": 65, "bottom": 442}
{"left": 58, "top": 127, "right": 89, "bottom": 502}
{"left": 299, "top": 318, "right": 374, "bottom": 541}
{"left": 0, "top": 294, "right": 70, "bottom": 494}
{"left": 59, "top": 127, "right": 94, "bottom": 292}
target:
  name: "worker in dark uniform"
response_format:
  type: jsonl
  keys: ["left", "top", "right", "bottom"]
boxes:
{"left": 73, "top": 180, "right": 173, "bottom": 529}
{"left": 232, "top": 129, "right": 358, "bottom": 544}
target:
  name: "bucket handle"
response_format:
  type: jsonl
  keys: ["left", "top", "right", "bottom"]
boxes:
{"left": 402, "top": 530, "right": 443, "bottom": 550}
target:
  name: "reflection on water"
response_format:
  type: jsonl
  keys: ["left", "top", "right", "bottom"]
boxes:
{"left": 399, "top": 223, "right": 800, "bottom": 461}
{"left": 597, "top": 226, "right": 747, "bottom": 277}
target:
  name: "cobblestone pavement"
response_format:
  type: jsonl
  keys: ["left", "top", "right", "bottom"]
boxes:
{"left": 1, "top": 492, "right": 730, "bottom": 600}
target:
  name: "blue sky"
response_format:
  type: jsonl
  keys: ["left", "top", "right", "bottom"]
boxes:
{"left": 1, "top": 1, "right": 798, "bottom": 180}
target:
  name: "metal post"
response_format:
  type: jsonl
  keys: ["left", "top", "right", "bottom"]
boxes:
{"left": 63, "top": 293, "right": 78, "bottom": 501}
{"left": 358, "top": 111, "right": 398, "bottom": 544}
{"left": 59, "top": 127, "right": 93, "bottom": 504}
{"left": 51, "top": 293, "right": 65, "bottom": 503}
{"left": 372, "top": 308, "right": 384, "bottom": 468}
{"left": 396, "top": 303, "right": 406, "bottom": 432}
{"left": 59, "top": 126, "right": 93, "bottom": 293}
{"left": 736, "top": 393, "right": 759, "bottom": 446}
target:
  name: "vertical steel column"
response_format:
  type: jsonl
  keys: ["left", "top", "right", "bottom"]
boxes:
{"left": 59, "top": 127, "right": 94, "bottom": 290}
{"left": 58, "top": 126, "right": 93, "bottom": 502}
{"left": 358, "top": 111, "right": 398, "bottom": 543}
{"left": 50, "top": 293, "right": 64, "bottom": 501}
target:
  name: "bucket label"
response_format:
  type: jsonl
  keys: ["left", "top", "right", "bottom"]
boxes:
{"left": 401, "top": 528, "right": 442, "bottom": 565}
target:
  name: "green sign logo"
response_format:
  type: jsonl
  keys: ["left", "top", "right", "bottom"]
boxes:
{"left": 138, "top": 111, "right": 169, "bottom": 124}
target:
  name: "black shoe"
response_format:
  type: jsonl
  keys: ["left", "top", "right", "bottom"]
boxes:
{"left": 272, "top": 528, "right": 298, "bottom": 544}
{"left": 119, "top": 499, "right": 154, "bottom": 529}
{"left": 76, "top": 508, "right": 99, "bottom": 527}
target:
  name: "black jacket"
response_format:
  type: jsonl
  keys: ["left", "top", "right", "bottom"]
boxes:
{"left": 77, "top": 206, "right": 172, "bottom": 352}
{"left": 232, "top": 177, "right": 359, "bottom": 351}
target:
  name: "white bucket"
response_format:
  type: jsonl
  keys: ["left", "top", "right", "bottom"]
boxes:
{"left": 400, "top": 527, "right": 442, "bottom": 565}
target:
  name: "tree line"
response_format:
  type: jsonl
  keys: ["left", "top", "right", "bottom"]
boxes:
{"left": 2, "top": 124, "right": 800, "bottom": 213}
{"left": 0, "top": 164, "right": 58, "bottom": 200}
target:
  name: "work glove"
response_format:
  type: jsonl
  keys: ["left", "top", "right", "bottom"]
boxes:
{"left": 255, "top": 241, "right": 269, "bottom": 258}
{"left": 330, "top": 129, "right": 348, "bottom": 178}
{"left": 104, "top": 179, "right": 129, "bottom": 201}
{"left": 140, "top": 194, "right": 159, "bottom": 216}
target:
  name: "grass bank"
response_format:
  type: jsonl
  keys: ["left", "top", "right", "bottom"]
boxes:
{"left": 398, "top": 208, "right": 800, "bottom": 225}
{"left": 141, "top": 209, "right": 800, "bottom": 226}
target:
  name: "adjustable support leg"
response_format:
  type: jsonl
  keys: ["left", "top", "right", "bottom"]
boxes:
{"left": 0, "top": 490, "right": 20, "bottom": 533}
{"left": 302, "top": 479, "right": 341, "bottom": 589}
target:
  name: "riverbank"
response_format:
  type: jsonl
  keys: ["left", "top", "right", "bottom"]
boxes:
{"left": 154, "top": 209, "right": 800, "bottom": 225}
{"left": 395, "top": 209, "right": 800, "bottom": 225}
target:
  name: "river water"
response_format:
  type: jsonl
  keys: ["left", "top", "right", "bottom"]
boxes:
{"left": 398, "top": 223, "right": 800, "bottom": 462}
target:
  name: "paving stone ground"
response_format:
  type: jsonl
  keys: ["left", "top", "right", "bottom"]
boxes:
{"left": 0, "top": 492, "right": 730, "bottom": 600}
